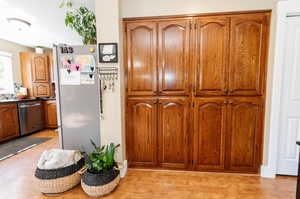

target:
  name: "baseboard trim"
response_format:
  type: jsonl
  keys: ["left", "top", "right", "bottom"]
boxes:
{"left": 120, "top": 160, "right": 128, "bottom": 178}
{"left": 260, "top": 165, "right": 276, "bottom": 178}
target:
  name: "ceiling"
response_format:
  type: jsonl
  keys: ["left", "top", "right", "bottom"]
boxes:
{"left": 0, "top": 0, "right": 95, "bottom": 48}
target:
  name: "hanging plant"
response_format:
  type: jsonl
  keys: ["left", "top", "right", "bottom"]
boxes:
{"left": 60, "top": 1, "right": 97, "bottom": 45}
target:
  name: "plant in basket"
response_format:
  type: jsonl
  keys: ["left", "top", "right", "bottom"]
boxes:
{"left": 81, "top": 140, "right": 120, "bottom": 197}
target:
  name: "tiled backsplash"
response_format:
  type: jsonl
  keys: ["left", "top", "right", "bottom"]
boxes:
{"left": 0, "top": 83, "right": 22, "bottom": 100}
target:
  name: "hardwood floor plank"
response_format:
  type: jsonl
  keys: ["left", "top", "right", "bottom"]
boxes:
{"left": 0, "top": 129, "right": 296, "bottom": 199}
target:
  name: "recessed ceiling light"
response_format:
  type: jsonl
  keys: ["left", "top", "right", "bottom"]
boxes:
{"left": 6, "top": 18, "right": 31, "bottom": 31}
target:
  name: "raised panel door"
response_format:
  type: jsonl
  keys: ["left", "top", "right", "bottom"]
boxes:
{"left": 31, "top": 54, "right": 49, "bottom": 83}
{"left": 229, "top": 14, "right": 269, "bottom": 96}
{"left": 158, "top": 97, "right": 189, "bottom": 169}
{"left": 44, "top": 101, "right": 58, "bottom": 128}
{"left": 126, "top": 22, "right": 157, "bottom": 96}
{"left": 126, "top": 98, "right": 158, "bottom": 167}
{"left": 195, "top": 17, "right": 229, "bottom": 96}
{"left": 158, "top": 19, "right": 191, "bottom": 96}
{"left": 33, "top": 83, "right": 50, "bottom": 97}
{"left": 193, "top": 98, "right": 226, "bottom": 171}
{"left": 0, "top": 103, "right": 19, "bottom": 142}
{"left": 226, "top": 97, "right": 262, "bottom": 172}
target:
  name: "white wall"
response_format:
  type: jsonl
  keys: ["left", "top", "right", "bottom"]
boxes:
{"left": 121, "top": 0, "right": 274, "bottom": 17}
{"left": 0, "top": 39, "right": 34, "bottom": 84}
{"left": 95, "top": 0, "right": 126, "bottom": 165}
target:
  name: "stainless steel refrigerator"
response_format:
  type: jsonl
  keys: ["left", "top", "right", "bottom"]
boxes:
{"left": 53, "top": 44, "right": 101, "bottom": 153}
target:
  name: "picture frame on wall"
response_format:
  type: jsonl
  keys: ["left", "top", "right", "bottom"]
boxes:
{"left": 98, "top": 43, "right": 118, "bottom": 63}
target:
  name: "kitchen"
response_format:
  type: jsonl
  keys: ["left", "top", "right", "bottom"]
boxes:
{"left": 0, "top": 41, "right": 58, "bottom": 160}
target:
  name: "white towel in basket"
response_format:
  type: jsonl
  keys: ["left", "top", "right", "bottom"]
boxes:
{"left": 37, "top": 149, "right": 82, "bottom": 170}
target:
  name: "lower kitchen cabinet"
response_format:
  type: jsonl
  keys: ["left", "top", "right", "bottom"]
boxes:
{"left": 43, "top": 100, "right": 58, "bottom": 128}
{"left": 0, "top": 103, "right": 20, "bottom": 142}
{"left": 126, "top": 97, "right": 263, "bottom": 173}
{"left": 193, "top": 98, "right": 227, "bottom": 171}
{"left": 158, "top": 98, "right": 189, "bottom": 169}
{"left": 126, "top": 98, "right": 158, "bottom": 167}
{"left": 225, "top": 97, "right": 263, "bottom": 173}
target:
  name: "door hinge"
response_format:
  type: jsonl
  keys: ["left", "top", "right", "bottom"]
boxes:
{"left": 189, "top": 23, "right": 193, "bottom": 30}
{"left": 192, "top": 102, "right": 195, "bottom": 108}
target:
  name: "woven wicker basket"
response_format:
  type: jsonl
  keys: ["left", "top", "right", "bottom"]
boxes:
{"left": 81, "top": 169, "right": 120, "bottom": 197}
{"left": 34, "top": 158, "right": 85, "bottom": 194}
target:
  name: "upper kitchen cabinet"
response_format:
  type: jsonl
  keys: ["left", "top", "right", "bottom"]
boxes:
{"left": 31, "top": 54, "right": 49, "bottom": 83}
{"left": 158, "top": 19, "right": 191, "bottom": 96}
{"left": 228, "top": 13, "right": 269, "bottom": 96}
{"left": 125, "top": 22, "right": 157, "bottom": 96}
{"left": 194, "top": 16, "right": 229, "bottom": 96}
{"left": 20, "top": 52, "right": 52, "bottom": 98}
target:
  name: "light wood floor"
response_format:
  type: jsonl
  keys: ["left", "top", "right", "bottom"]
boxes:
{"left": 0, "top": 129, "right": 296, "bottom": 199}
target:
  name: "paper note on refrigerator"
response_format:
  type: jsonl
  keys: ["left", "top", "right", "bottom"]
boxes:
{"left": 75, "top": 55, "right": 96, "bottom": 72}
{"left": 80, "top": 73, "right": 95, "bottom": 85}
{"left": 60, "top": 69, "right": 81, "bottom": 85}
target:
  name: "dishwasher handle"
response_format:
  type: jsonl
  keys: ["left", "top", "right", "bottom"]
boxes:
{"left": 19, "top": 103, "right": 41, "bottom": 108}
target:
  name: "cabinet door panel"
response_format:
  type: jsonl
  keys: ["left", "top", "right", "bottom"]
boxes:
{"left": 31, "top": 54, "right": 49, "bottom": 83}
{"left": 158, "top": 19, "right": 190, "bottom": 95}
{"left": 194, "top": 98, "right": 226, "bottom": 170}
{"left": 126, "top": 22, "right": 157, "bottom": 96}
{"left": 33, "top": 83, "right": 50, "bottom": 97}
{"left": 226, "top": 98, "right": 262, "bottom": 172}
{"left": 44, "top": 101, "right": 58, "bottom": 128}
{"left": 195, "top": 17, "right": 229, "bottom": 96}
{"left": 126, "top": 99, "right": 158, "bottom": 167}
{"left": 0, "top": 104, "right": 19, "bottom": 142}
{"left": 229, "top": 14, "right": 269, "bottom": 96}
{"left": 158, "top": 98, "right": 189, "bottom": 169}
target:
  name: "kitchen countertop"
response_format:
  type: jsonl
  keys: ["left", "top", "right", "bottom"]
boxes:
{"left": 0, "top": 98, "right": 56, "bottom": 104}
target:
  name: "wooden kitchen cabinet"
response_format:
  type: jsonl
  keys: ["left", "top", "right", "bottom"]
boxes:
{"left": 193, "top": 98, "right": 227, "bottom": 171}
{"left": 158, "top": 97, "right": 190, "bottom": 169}
{"left": 225, "top": 97, "right": 263, "bottom": 172}
{"left": 158, "top": 19, "right": 191, "bottom": 96}
{"left": 43, "top": 100, "right": 58, "bottom": 128}
{"left": 33, "top": 83, "right": 51, "bottom": 98}
{"left": 194, "top": 16, "right": 229, "bottom": 96}
{"left": 20, "top": 52, "right": 52, "bottom": 98}
{"left": 31, "top": 54, "right": 49, "bottom": 83}
{"left": 126, "top": 22, "right": 158, "bottom": 96}
{"left": 124, "top": 11, "right": 270, "bottom": 173}
{"left": 126, "top": 98, "right": 158, "bottom": 167}
{"left": 228, "top": 14, "right": 269, "bottom": 96}
{"left": 0, "top": 103, "right": 19, "bottom": 142}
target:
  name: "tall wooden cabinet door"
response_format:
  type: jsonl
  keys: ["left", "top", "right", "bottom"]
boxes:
{"left": 0, "top": 104, "right": 19, "bottom": 142}
{"left": 158, "top": 19, "right": 191, "bottom": 96}
{"left": 193, "top": 98, "right": 227, "bottom": 171}
{"left": 229, "top": 14, "right": 269, "bottom": 96}
{"left": 31, "top": 54, "right": 49, "bottom": 83}
{"left": 226, "top": 98, "right": 262, "bottom": 172}
{"left": 194, "top": 17, "right": 229, "bottom": 96}
{"left": 126, "top": 22, "right": 157, "bottom": 96}
{"left": 158, "top": 97, "right": 189, "bottom": 169}
{"left": 126, "top": 98, "right": 158, "bottom": 167}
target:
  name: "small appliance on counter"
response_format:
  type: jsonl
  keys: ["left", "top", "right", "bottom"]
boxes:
{"left": 18, "top": 100, "right": 44, "bottom": 136}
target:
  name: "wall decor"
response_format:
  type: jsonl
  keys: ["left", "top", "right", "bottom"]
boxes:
{"left": 98, "top": 43, "right": 118, "bottom": 63}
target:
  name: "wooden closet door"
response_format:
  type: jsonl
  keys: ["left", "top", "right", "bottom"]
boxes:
{"left": 126, "top": 98, "right": 158, "bottom": 167}
{"left": 226, "top": 98, "right": 262, "bottom": 172}
{"left": 158, "top": 19, "right": 191, "bottom": 96}
{"left": 158, "top": 97, "right": 189, "bottom": 169}
{"left": 195, "top": 17, "right": 229, "bottom": 96}
{"left": 229, "top": 14, "right": 269, "bottom": 96}
{"left": 126, "top": 22, "right": 157, "bottom": 96}
{"left": 31, "top": 54, "right": 49, "bottom": 83}
{"left": 193, "top": 98, "right": 227, "bottom": 171}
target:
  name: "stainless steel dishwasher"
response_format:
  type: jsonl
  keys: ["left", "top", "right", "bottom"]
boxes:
{"left": 18, "top": 100, "right": 45, "bottom": 136}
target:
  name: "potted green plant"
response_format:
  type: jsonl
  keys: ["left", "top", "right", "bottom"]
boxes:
{"left": 81, "top": 141, "right": 120, "bottom": 197}
{"left": 60, "top": 1, "right": 97, "bottom": 45}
